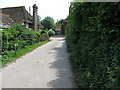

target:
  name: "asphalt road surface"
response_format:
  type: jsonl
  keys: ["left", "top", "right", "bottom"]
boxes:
{"left": 1, "top": 37, "right": 75, "bottom": 88}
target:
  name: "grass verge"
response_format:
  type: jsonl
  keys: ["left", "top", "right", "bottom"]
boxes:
{"left": 1, "top": 40, "right": 51, "bottom": 67}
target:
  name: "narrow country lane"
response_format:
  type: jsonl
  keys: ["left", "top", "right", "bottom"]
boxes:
{"left": 1, "top": 37, "right": 75, "bottom": 88}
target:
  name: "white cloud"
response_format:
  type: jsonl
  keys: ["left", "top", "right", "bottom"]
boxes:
{"left": 0, "top": 0, "right": 71, "bottom": 21}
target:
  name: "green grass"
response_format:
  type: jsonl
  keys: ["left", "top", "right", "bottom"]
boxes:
{"left": 1, "top": 40, "right": 51, "bottom": 67}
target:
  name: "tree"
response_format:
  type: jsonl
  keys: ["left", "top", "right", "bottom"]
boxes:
{"left": 54, "top": 19, "right": 64, "bottom": 27}
{"left": 37, "top": 15, "right": 41, "bottom": 24}
{"left": 41, "top": 16, "right": 54, "bottom": 30}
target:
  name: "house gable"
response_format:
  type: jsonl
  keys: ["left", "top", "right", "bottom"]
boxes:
{"left": 0, "top": 5, "right": 39, "bottom": 30}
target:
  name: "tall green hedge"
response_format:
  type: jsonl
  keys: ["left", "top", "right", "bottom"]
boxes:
{"left": 66, "top": 2, "right": 120, "bottom": 88}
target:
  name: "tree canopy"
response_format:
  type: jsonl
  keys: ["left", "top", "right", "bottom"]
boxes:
{"left": 41, "top": 16, "right": 54, "bottom": 30}
{"left": 54, "top": 19, "right": 64, "bottom": 27}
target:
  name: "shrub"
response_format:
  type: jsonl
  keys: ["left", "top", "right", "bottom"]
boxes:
{"left": 48, "top": 29, "right": 55, "bottom": 37}
{"left": 40, "top": 30, "right": 47, "bottom": 35}
{"left": 40, "top": 30, "right": 49, "bottom": 41}
{"left": 1, "top": 23, "right": 48, "bottom": 62}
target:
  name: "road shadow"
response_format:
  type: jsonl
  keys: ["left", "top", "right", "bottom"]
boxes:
{"left": 47, "top": 39, "right": 76, "bottom": 88}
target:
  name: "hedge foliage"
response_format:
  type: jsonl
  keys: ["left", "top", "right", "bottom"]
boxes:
{"left": 66, "top": 2, "right": 120, "bottom": 88}
{"left": 1, "top": 23, "right": 49, "bottom": 62}
{"left": 40, "top": 30, "right": 49, "bottom": 41}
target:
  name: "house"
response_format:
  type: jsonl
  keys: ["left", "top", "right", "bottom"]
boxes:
{"left": 55, "top": 19, "right": 68, "bottom": 35}
{"left": 55, "top": 24, "right": 62, "bottom": 35}
{"left": 55, "top": 25, "right": 61, "bottom": 31}
{"left": 0, "top": 4, "right": 39, "bottom": 30}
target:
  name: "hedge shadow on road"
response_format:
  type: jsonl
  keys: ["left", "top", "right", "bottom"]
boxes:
{"left": 47, "top": 40, "right": 75, "bottom": 88}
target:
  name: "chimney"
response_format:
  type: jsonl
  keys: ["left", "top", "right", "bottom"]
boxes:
{"left": 29, "top": 6, "right": 31, "bottom": 15}
{"left": 33, "top": 4, "right": 38, "bottom": 31}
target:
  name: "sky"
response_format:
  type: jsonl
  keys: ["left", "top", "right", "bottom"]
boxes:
{"left": 0, "top": 0, "right": 72, "bottom": 22}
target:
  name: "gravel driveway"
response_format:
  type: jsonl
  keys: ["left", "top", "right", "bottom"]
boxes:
{"left": 1, "top": 37, "right": 75, "bottom": 88}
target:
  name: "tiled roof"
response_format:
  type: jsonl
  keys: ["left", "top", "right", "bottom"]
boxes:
{"left": 1, "top": 6, "right": 32, "bottom": 24}
{"left": 0, "top": 13, "right": 15, "bottom": 28}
